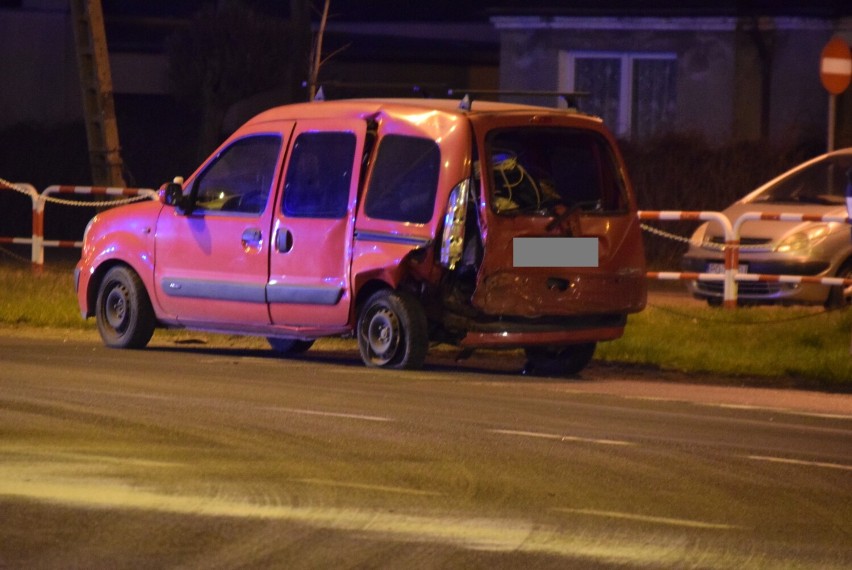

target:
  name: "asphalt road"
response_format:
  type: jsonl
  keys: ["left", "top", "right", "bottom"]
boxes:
{"left": 0, "top": 330, "right": 850, "bottom": 569}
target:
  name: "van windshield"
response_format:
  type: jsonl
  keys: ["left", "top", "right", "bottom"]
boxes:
{"left": 484, "top": 128, "right": 627, "bottom": 215}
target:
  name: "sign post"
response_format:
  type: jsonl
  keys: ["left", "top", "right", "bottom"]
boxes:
{"left": 826, "top": 38, "right": 852, "bottom": 353}
{"left": 820, "top": 37, "right": 852, "bottom": 151}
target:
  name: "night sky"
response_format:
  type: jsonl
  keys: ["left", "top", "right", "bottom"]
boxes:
{"left": 87, "top": 0, "right": 852, "bottom": 21}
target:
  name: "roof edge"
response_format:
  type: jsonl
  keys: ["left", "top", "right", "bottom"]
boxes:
{"left": 490, "top": 15, "right": 836, "bottom": 32}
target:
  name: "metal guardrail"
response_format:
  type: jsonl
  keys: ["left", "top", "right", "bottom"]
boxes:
{"left": 639, "top": 210, "right": 852, "bottom": 308}
{"left": 0, "top": 180, "right": 155, "bottom": 265}
{"left": 1, "top": 182, "right": 851, "bottom": 307}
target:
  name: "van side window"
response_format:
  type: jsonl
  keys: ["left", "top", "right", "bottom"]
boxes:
{"left": 194, "top": 135, "right": 281, "bottom": 214}
{"left": 364, "top": 135, "right": 440, "bottom": 224}
{"left": 283, "top": 132, "right": 356, "bottom": 218}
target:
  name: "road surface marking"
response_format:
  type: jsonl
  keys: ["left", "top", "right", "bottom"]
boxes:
{"left": 269, "top": 407, "right": 393, "bottom": 422}
{"left": 0, "top": 473, "right": 753, "bottom": 566}
{"left": 746, "top": 455, "right": 852, "bottom": 471}
{"left": 489, "top": 429, "right": 634, "bottom": 446}
{"left": 700, "top": 403, "right": 852, "bottom": 420}
{"left": 554, "top": 508, "right": 745, "bottom": 530}
{"left": 293, "top": 478, "right": 441, "bottom": 496}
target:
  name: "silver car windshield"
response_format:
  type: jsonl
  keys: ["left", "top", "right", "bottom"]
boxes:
{"left": 751, "top": 154, "right": 852, "bottom": 206}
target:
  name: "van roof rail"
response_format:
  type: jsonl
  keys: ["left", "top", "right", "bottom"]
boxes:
{"left": 446, "top": 89, "right": 588, "bottom": 111}
{"left": 305, "top": 80, "right": 445, "bottom": 98}
{"left": 305, "top": 81, "right": 588, "bottom": 110}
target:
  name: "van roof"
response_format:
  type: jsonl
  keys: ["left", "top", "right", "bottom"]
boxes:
{"left": 248, "top": 98, "right": 603, "bottom": 126}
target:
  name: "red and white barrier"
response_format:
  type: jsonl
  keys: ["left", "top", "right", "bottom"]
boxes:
{"left": 41, "top": 185, "right": 157, "bottom": 199}
{"left": 639, "top": 210, "right": 741, "bottom": 308}
{"left": 0, "top": 181, "right": 39, "bottom": 259}
{"left": 32, "top": 185, "right": 156, "bottom": 264}
{"left": 640, "top": 210, "right": 852, "bottom": 308}
{"left": 733, "top": 211, "right": 851, "bottom": 234}
{"left": 3, "top": 188, "right": 851, "bottom": 306}
{"left": 1, "top": 182, "right": 155, "bottom": 265}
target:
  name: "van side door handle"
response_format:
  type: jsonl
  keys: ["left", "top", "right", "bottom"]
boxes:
{"left": 276, "top": 228, "right": 294, "bottom": 253}
{"left": 241, "top": 227, "right": 263, "bottom": 250}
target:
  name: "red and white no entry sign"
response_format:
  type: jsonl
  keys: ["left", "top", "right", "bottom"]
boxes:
{"left": 820, "top": 37, "right": 852, "bottom": 95}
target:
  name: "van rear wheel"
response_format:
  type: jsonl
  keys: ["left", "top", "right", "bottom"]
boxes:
{"left": 357, "top": 290, "right": 428, "bottom": 370}
{"left": 524, "top": 343, "right": 596, "bottom": 376}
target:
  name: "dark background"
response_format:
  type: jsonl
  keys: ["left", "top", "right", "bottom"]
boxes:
{"left": 0, "top": 1, "right": 846, "bottom": 262}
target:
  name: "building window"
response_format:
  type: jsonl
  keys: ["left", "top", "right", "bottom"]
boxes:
{"left": 561, "top": 52, "right": 677, "bottom": 140}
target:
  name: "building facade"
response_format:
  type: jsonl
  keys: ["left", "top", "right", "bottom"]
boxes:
{"left": 492, "top": 15, "right": 852, "bottom": 147}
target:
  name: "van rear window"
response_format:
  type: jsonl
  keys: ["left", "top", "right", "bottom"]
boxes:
{"left": 486, "top": 128, "right": 627, "bottom": 215}
{"left": 364, "top": 135, "right": 440, "bottom": 224}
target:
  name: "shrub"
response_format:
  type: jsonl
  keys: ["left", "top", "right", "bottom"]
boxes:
{"left": 621, "top": 133, "right": 823, "bottom": 267}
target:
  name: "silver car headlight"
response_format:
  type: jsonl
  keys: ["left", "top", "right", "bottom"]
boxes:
{"left": 774, "top": 224, "right": 831, "bottom": 253}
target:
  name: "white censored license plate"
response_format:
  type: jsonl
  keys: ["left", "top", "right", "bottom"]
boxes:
{"left": 513, "top": 237, "right": 599, "bottom": 268}
{"left": 706, "top": 262, "right": 747, "bottom": 274}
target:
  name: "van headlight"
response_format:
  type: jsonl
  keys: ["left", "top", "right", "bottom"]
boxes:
{"left": 774, "top": 224, "right": 831, "bottom": 253}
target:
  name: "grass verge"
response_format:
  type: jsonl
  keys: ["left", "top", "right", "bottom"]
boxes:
{"left": 597, "top": 302, "right": 852, "bottom": 389}
{"left": 0, "top": 263, "right": 88, "bottom": 329}
{"left": 1, "top": 260, "right": 850, "bottom": 389}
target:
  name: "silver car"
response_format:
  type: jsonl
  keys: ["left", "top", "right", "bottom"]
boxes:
{"left": 682, "top": 148, "right": 852, "bottom": 307}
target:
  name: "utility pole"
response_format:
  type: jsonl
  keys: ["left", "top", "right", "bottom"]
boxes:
{"left": 69, "top": 0, "right": 125, "bottom": 187}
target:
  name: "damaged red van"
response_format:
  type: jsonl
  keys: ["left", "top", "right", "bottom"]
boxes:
{"left": 75, "top": 98, "right": 646, "bottom": 375}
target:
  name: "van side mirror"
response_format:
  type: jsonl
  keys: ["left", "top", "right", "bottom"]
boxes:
{"left": 159, "top": 177, "right": 194, "bottom": 214}
{"left": 161, "top": 182, "right": 184, "bottom": 207}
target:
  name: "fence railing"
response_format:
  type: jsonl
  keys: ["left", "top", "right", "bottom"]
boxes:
{"left": 0, "top": 182, "right": 39, "bottom": 254}
{"left": 1, "top": 180, "right": 156, "bottom": 265}
{"left": 638, "top": 210, "right": 852, "bottom": 308}
{"left": 2, "top": 181, "right": 851, "bottom": 308}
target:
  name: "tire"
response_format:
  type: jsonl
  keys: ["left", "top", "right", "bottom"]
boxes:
{"left": 95, "top": 266, "right": 156, "bottom": 349}
{"left": 357, "top": 289, "right": 428, "bottom": 370}
{"left": 267, "top": 337, "right": 315, "bottom": 355}
{"left": 825, "top": 260, "right": 852, "bottom": 309}
{"left": 524, "top": 343, "right": 596, "bottom": 377}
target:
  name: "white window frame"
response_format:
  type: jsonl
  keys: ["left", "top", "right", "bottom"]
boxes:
{"left": 559, "top": 50, "right": 676, "bottom": 138}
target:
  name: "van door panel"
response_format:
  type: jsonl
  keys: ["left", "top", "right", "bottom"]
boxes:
{"left": 153, "top": 123, "right": 293, "bottom": 324}
{"left": 268, "top": 119, "right": 367, "bottom": 327}
{"left": 468, "top": 118, "right": 647, "bottom": 317}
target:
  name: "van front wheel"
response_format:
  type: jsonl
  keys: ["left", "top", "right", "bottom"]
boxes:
{"left": 524, "top": 343, "right": 596, "bottom": 376}
{"left": 95, "top": 266, "right": 155, "bottom": 349}
{"left": 357, "top": 290, "right": 428, "bottom": 370}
